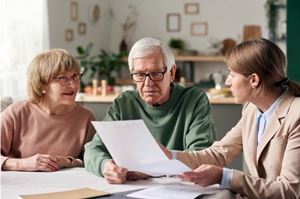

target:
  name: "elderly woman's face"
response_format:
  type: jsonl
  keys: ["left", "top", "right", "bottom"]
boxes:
{"left": 132, "top": 50, "right": 176, "bottom": 105}
{"left": 44, "top": 70, "right": 80, "bottom": 105}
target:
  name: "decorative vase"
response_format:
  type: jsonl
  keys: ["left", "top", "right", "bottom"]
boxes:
{"left": 119, "top": 39, "right": 128, "bottom": 53}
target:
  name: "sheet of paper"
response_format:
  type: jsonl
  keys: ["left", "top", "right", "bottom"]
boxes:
{"left": 127, "top": 184, "right": 203, "bottom": 199}
{"left": 92, "top": 120, "right": 191, "bottom": 176}
{"left": 129, "top": 159, "right": 191, "bottom": 176}
{"left": 19, "top": 188, "right": 110, "bottom": 199}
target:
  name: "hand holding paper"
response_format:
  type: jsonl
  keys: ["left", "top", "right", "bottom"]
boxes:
{"left": 92, "top": 120, "right": 191, "bottom": 176}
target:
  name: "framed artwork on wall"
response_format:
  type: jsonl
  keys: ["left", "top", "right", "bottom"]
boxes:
{"left": 78, "top": 22, "right": 86, "bottom": 35}
{"left": 166, "top": 13, "right": 181, "bottom": 32}
{"left": 191, "top": 22, "right": 208, "bottom": 36}
{"left": 185, "top": 3, "right": 199, "bottom": 15}
{"left": 70, "top": 1, "right": 78, "bottom": 21}
{"left": 65, "top": 29, "right": 74, "bottom": 42}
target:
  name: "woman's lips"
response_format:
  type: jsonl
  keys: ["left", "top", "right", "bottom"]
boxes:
{"left": 63, "top": 91, "right": 75, "bottom": 95}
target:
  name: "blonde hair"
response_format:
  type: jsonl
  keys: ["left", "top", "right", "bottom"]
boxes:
{"left": 226, "top": 38, "right": 300, "bottom": 96}
{"left": 27, "top": 49, "right": 80, "bottom": 103}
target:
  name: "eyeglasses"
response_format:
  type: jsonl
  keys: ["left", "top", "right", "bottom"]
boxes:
{"left": 53, "top": 73, "right": 82, "bottom": 85}
{"left": 131, "top": 67, "right": 168, "bottom": 82}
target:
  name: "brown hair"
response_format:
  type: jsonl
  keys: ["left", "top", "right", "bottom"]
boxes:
{"left": 226, "top": 38, "right": 300, "bottom": 96}
{"left": 27, "top": 49, "right": 80, "bottom": 103}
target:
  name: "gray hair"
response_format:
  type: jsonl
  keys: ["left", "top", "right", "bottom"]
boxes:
{"left": 128, "top": 37, "right": 175, "bottom": 72}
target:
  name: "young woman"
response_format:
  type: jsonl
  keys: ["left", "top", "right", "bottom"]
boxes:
{"left": 161, "top": 38, "right": 300, "bottom": 199}
{"left": 1, "top": 49, "right": 95, "bottom": 171}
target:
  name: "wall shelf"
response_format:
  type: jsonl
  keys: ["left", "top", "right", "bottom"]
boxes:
{"left": 124, "top": 55, "right": 226, "bottom": 82}
{"left": 175, "top": 55, "right": 226, "bottom": 82}
{"left": 175, "top": 55, "right": 225, "bottom": 62}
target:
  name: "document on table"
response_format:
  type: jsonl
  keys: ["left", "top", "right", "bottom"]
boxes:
{"left": 92, "top": 120, "right": 191, "bottom": 176}
{"left": 19, "top": 188, "right": 110, "bottom": 199}
{"left": 127, "top": 184, "right": 203, "bottom": 199}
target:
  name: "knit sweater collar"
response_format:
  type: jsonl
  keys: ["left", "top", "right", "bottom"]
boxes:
{"left": 140, "top": 83, "right": 183, "bottom": 115}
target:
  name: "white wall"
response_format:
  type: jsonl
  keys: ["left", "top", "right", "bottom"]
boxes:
{"left": 108, "top": 0, "right": 268, "bottom": 82}
{"left": 47, "top": 0, "right": 269, "bottom": 82}
{"left": 109, "top": 0, "right": 268, "bottom": 52}
{"left": 48, "top": 0, "right": 111, "bottom": 55}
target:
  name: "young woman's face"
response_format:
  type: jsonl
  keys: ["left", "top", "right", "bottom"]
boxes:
{"left": 44, "top": 71, "right": 80, "bottom": 105}
{"left": 225, "top": 69, "right": 253, "bottom": 104}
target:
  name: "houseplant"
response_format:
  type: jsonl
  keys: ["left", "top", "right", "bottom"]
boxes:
{"left": 265, "top": 0, "right": 280, "bottom": 41}
{"left": 76, "top": 43, "right": 127, "bottom": 88}
{"left": 168, "top": 38, "right": 184, "bottom": 55}
{"left": 168, "top": 38, "right": 184, "bottom": 49}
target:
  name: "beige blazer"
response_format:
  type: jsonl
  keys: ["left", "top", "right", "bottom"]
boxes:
{"left": 177, "top": 91, "right": 300, "bottom": 199}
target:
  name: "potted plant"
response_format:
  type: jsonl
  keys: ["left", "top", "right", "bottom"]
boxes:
{"left": 76, "top": 43, "right": 127, "bottom": 89}
{"left": 265, "top": 0, "right": 280, "bottom": 41}
{"left": 168, "top": 38, "right": 184, "bottom": 55}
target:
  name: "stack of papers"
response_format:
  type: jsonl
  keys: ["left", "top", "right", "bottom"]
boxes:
{"left": 92, "top": 120, "right": 191, "bottom": 176}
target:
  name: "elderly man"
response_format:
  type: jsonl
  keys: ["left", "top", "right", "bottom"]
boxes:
{"left": 84, "top": 37, "right": 216, "bottom": 184}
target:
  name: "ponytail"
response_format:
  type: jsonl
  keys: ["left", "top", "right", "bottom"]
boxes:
{"left": 287, "top": 80, "right": 300, "bottom": 96}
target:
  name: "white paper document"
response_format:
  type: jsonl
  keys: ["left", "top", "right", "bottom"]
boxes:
{"left": 127, "top": 184, "right": 203, "bottom": 199}
{"left": 92, "top": 120, "right": 191, "bottom": 176}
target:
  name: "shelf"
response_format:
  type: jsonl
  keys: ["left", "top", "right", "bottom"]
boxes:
{"left": 124, "top": 55, "right": 226, "bottom": 62}
{"left": 123, "top": 55, "right": 226, "bottom": 83}
{"left": 274, "top": 3, "right": 286, "bottom": 8}
{"left": 175, "top": 55, "right": 225, "bottom": 62}
{"left": 76, "top": 93, "right": 236, "bottom": 104}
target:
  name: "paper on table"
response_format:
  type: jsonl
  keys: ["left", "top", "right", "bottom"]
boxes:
{"left": 127, "top": 184, "right": 203, "bottom": 199}
{"left": 92, "top": 120, "right": 191, "bottom": 176}
{"left": 19, "top": 188, "right": 110, "bottom": 199}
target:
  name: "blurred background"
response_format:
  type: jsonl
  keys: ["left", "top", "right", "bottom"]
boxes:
{"left": 1, "top": 0, "right": 297, "bottom": 101}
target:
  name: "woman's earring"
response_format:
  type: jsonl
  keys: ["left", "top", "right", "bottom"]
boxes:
{"left": 42, "top": 90, "right": 46, "bottom": 94}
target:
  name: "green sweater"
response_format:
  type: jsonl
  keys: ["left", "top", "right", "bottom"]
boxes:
{"left": 84, "top": 83, "right": 216, "bottom": 176}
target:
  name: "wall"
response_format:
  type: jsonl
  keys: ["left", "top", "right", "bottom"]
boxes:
{"left": 109, "top": 0, "right": 268, "bottom": 52}
{"left": 47, "top": 0, "right": 111, "bottom": 55}
{"left": 287, "top": 0, "right": 300, "bottom": 82}
{"left": 110, "top": 0, "right": 268, "bottom": 82}
{"left": 47, "top": 0, "right": 269, "bottom": 82}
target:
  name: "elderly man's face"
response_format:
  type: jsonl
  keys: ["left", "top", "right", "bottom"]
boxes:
{"left": 132, "top": 49, "right": 176, "bottom": 105}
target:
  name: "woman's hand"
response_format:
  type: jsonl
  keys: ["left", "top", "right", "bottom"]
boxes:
{"left": 2, "top": 154, "right": 80, "bottom": 171}
{"left": 179, "top": 164, "right": 223, "bottom": 187}
{"left": 156, "top": 140, "right": 172, "bottom": 159}
{"left": 2, "top": 154, "right": 60, "bottom": 171}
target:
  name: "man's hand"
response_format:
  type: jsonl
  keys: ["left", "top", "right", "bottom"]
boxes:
{"left": 102, "top": 160, "right": 128, "bottom": 184}
{"left": 178, "top": 164, "right": 223, "bottom": 186}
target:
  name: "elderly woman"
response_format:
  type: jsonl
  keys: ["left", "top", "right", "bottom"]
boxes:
{"left": 1, "top": 49, "right": 95, "bottom": 172}
{"left": 161, "top": 39, "right": 300, "bottom": 199}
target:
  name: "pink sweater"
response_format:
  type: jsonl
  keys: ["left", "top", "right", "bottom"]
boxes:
{"left": 1, "top": 101, "right": 95, "bottom": 168}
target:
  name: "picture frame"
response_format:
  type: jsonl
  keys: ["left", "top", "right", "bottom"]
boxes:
{"left": 166, "top": 13, "right": 181, "bottom": 32}
{"left": 65, "top": 29, "right": 74, "bottom": 42}
{"left": 185, "top": 3, "right": 199, "bottom": 15}
{"left": 191, "top": 22, "right": 208, "bottom": 36}
{"left": 78, "top": 22, "right": 86, "bottom": 35}
{"left": 70, "top": 1, "right": 78, "bottom": 21}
